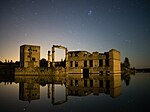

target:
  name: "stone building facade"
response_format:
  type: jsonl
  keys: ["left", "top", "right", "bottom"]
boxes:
{"left": 20, "top": 45, "right": 40, "bottom": 67}
{"left": 68, "top": 49, "right": 120, "bottom": 74}
{"left": 18, "top": 44, "right": 120, "bottom": 76}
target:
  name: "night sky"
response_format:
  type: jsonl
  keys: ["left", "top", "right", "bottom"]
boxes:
{"left": 0, "top": 0, "right": 150, "bottom": 68}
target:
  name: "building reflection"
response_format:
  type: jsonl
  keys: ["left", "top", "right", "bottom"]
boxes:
{"left": 15, "top": 72, "right": 121, "bottom": 104}
{"left": 16, "top": 76, "right": 40, "bottom": 103}
{"left": 51, "top": 83, "right": 68, "bottom": 105}
{"left": 67, "top": 73, "right": 121, "bottom": 98}
{"left": 19, "top": 82, "right": 40, "bottom": 103}
{"left": 13, "top": 44, "right": 121, "bottom": 104}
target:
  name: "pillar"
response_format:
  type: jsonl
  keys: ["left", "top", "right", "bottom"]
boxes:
{"left": 65, "top": 49, "right": 69, "bottom": 68}
{"left": 48, "top": 51, "right": 51, "bottom": 67}
{"left": 52, "top": 47, "right": 55, "bottom": 67}
{"left": 52, "top": 84, "right": 55, "bottom": 105}
{"left": 48, "top": 84, "right": 50, "bottom": 98}
{"left": 109, "top": 49, "right": 121, "bottom": 74}
{"left": 65, "top": 86, "right": 68, "bottom": 101}
{"left": 103, "top": 59, "right": 105, "bottom": 67}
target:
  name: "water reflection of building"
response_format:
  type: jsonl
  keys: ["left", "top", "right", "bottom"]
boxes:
{"left": 16, "top": 77, "right": 40, "bottom": 103}
{"left": 15, "top": 75, "right": 67, "bottom": 104}
{"left": 67, "top": 74, "right": 121, "bottom": 98}
{"left": 15, "top": 72, "right": 121, "bottom": 105}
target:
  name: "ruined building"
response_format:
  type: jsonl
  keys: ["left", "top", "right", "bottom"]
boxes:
{"left": 20, "top": 45, "right": 40, "bottom": 67}
{"left": 68, "top": 49, "right": 120, "bottom": 74}
{"left": 18, "top": 44, "right": 120, "bottom": 75}
{"left": 15, "top": 44, "right": 121, "bottom": 103}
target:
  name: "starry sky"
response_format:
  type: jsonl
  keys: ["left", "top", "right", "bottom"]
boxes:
{"left": 0, "top": 0, "right": 150, "bottom": 68}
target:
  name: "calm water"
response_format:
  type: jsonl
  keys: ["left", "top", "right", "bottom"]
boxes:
{"left": 0, "top": 73, "right": 150, "bottom": 112}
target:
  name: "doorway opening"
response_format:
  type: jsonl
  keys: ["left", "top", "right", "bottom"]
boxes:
{"left": 83, "top": 69, "right": 89, "bottom": 78}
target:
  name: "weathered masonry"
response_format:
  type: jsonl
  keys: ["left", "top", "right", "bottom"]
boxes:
{"left": 20, "top": 45, "right": 40, "bottom": 67}
{"left": 68, "top": 49, "right": 120, "bottom": 74}
{"left": 51, "top": 45, "right": 68, "bottom": 68}
{"left": 18, "top": 44, "right": 120, "bottom": 75}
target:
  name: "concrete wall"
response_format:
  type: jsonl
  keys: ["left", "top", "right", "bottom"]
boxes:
{"left": 109, "top": 49, "right": 121, "bottom": 74}
{"left": 20, "top": 45, "right": 40, "bottom": 67}
{"left": 68, "top": 49, "right": 121, "bottom": 74}
{"left": 15, "top": 67, "right": 66, "bottom": 76}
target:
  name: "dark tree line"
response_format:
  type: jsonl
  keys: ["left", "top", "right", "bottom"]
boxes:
{"left": 121, "top": 57, "right": 130, "bottom": 71}
{"left": 121, "top": 57, "right": 135, "bottom": 86}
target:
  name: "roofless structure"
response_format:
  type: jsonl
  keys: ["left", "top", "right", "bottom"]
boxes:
{"left": 17, "top": 44, "right": 121, "bottom": 75}
{"left": 51, "top": 45, "right": 68, "bottom": 68}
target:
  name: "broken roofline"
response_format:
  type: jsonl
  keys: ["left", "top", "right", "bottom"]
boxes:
{"left": 68, "top": 49, "right": 120, "bottom": 55}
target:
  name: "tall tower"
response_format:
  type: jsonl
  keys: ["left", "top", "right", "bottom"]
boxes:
{"left": 109, "top": 49, "right": 121, "bottom": 74}
{"left": 20, "top": 45, "right": 40, "bottom": 67}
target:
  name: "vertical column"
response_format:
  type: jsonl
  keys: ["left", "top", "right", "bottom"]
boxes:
{"left": 109, "top": 49, "right": 121, "bottom": 74}
{"left": 65, "top": 49, "right": 69, "bottom": 68}
{"left": 103, "top": 59, "right": 105, "bottom": 67}
{"left": 52, "top": 47, "right": 55, "bottom": 67}
{"left": 48, "top": 51, "right": 51, "bottom": 67}
{"left": 87, "top": 60, "right": 90, "bottom": 68}
{"left": 52, "top": 84, "right": 55, "bottom": 105}
{"left": 65, "top": 84, "right": 68, "bottom": 101}
{"left": 47, "top": 84, "right": 50, "bottom": 98}
{"left": 103, "top": 59, "right": 106, "bottom": 75}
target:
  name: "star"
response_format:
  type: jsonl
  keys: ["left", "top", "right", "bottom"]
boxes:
{"left": 34, "top": 12, "right": 38, "bottom": 15}
{"left": 31, "top": 0, "right": 35, "bottom": 4}
{"left": 88, "top": 10, "right": 92, "bottom": 15}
